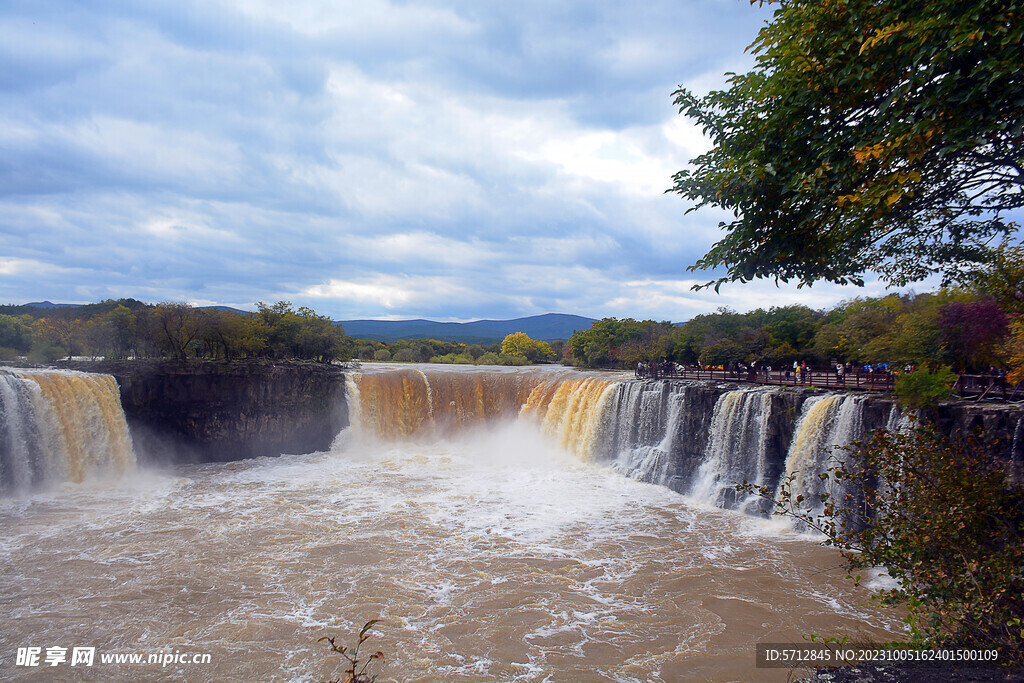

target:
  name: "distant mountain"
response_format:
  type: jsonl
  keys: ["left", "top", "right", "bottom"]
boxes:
{"left": 24, "top": 301, "right": 81, "bottom": 309}
{"left": 339, "top": 313, "right": 596, "bottom": 343}
{"left": 197, "top": 305, "right": 249, "bottom": 314}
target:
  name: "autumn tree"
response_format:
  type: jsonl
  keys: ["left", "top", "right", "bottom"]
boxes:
{"left": 741, "top": 425, "right": 1024, "bottom": 663}
{"left": 33, "top": 310, "right": 85, "bottom": 359}
{"left": 962, "top": 243, "right": 1023, "bottom": 379}
{"left": 671, "top": 0, "right": 1023, "bottom": 290}
{"left": 967, "top": 243, "right": 1024, "bottom": 318}
{"left": 500, "top": 331, "right": 554, "bottom": 363}
{"left": 937, "top": 297, "right": 1009, "bottom": 372}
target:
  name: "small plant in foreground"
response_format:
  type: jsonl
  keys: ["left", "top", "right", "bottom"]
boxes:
{"left": 739, "top": 422, "right": 1024, "bottom": 666}
{"left": 320, "top": 619, "right": 385, "bottom": 683}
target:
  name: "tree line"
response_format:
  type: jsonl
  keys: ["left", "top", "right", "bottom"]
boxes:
{"left": 351, "top": 330, "right": 561, "bottom": 365}
{"left": 0, "top": 300, "right": 352, "bottom": 364}
{"left": 0, "top": 300, "right": 568, "bottom": 367}
{"left": 568, "top": 245, "right": 1024, "bottom": 382}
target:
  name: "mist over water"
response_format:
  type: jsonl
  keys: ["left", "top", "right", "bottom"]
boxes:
{"left": 0, "top": 365, "right": 903, "bottom": 681}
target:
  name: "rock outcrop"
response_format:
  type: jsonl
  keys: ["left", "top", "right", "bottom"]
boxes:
{"left": 59, "top": 360, "right": 348, "bottom": 464}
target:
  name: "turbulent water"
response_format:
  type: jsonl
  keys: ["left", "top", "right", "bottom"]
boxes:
{"left": 0, "top": 369, "right": 134, "bottom": 491}
{"left": 0, "top": 364, "right": 903, "bottom": 681}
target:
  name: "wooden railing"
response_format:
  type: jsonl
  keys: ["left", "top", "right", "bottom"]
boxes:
{"left": 634, "top": 366, "right": 1024, "bottom": 401}
{"left": 634, "top": 365, "right": 895, "bottom": 391}
{"left": 952, "top": 374, "right": 1023, "bottom": 401}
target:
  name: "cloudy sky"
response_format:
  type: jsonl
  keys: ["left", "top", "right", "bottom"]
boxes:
{"left": 2, "top": 0, "right": 912, "bottom": 322}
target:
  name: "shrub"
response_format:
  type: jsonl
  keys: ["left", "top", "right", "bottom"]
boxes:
{"left": 320, "top": 620, "right": 385, "bottom": 683}
{"left": 476, "top": 352, "right": 529, "bottom": 366}
{"left": 373, "top": 349, "right": 391, "bottom": 362}
{"left": 28, "top": 343, "right": 66, "bottom": 364}
{"left": 894, "top": 366, "right": 955, "bottom": 410}
{"left": 430, "top": 353, "right": 473, "bottom": 364}
{"left": 740, "top": 424, "right": 1024, "bottom": 664}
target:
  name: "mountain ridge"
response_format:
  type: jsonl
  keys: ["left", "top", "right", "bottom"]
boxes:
{"left": 338, "top": 313, "right": 596, "bottom": 342}
{"left": 5, "top": 303, "right": 596, "bottom": 342}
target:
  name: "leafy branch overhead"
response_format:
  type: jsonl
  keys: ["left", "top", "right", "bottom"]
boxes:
{"left": 671, "top": 0, "right": 1023, "bottom": 289}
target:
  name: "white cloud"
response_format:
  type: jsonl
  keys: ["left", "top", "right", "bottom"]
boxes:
{"left": 0, "top": 0, "right": 908, "bottom": 322}
{"left": 66, "top": 117, "right": 243, "bottom": 187}
{"left": 229, "top": 0, "right": 475, "bottom": 38}
{"left": 301, "top": 274, "right": 475, "bottom": 309}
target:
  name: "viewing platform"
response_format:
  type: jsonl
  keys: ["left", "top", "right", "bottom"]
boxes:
{"left": 635, "top": 365, "right": 1023, "bottom": 403}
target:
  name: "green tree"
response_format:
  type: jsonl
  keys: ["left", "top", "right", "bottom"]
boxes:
{"left": 741, "top": 425, "right": 1024, "bottom": 663}
{"left": 0, "top": 314, "right": 33, "bottom": 353}
{"left": 200, "top": 309, "right": 267, "bottom": 360}
{"left": 392, "top": 348, "right": 416, "bottom": 363}
{"left": 569, "top": 318, "right": 652, "bottom": 368}
{"left": 671, "top": 0, "right": 1022, "bottom": 290}
{"left": 152, "top": 303, "right": 203, "bottom": 362}
{"left": 893, "top": 366, "right": 956, "bottom": 411}
{"left": 255, "top": 301, "right": 301, "bottom": 359}
{"left": 698, "top": 338, "right": 745, "bottom": 367}
{"left": 102, "top": 305, "right": 139, "bottom": 360}
{"left": 295, "top": 307, "right": 350, "bottom": 363}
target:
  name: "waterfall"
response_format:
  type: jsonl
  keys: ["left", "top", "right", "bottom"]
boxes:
{"left": 531, "top": 377, "right": 617, "bottom": 459}
{"left": 593, "top": 381, "right": 709, "bottom": 487}
{"left": 777, "top": 394, "right": 866, "bottom": 513}
{"left": 347, "top": 368, "right": 618, "bottom": 455}
{"left": 886, "top": 403, "right": 916, "bottom": 434}
{"left": 344, "top": 369, "right": 936, "bottom": 520}
{"left": 689, "top": 388, "right": 774, "bottom": 511}
{"left": 0, "top": 368, "right": 135, "bottom": 491}
{"left": 349, "top": 368, "right": 545, "bottom": 438}
{"left": 1013, "top": 416, "right": 1023, "bottom": 470}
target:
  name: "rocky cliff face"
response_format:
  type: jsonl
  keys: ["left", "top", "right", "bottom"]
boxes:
{"left": 935, "top": 402, "right": 1024, "bottom": 481}
{"left": 604, "top": 378, "right": 1021, "bottom": 506}
{"left": 60, "top": 360, "right": 348, "bottom": 464}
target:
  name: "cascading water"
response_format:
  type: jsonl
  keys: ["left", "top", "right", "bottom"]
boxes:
{"left": 346, "top": 365, "right": 618, "bottom": 448}
{"left": 527, "top": 376, "right": 618, "bottom": 459}
{"left": 0, "top": 368, "right": 134, "bottom": 491}
{"left": 689, "top": 388, "right": 775, "bottom": 512}
{"left": 1013, "top": 416, "right": 1023, "bottom": 465}
{"left": 596, "top": 381, "right": 674, "bottom": 484}
{"left": 594, "top": 381, "right": 715, "bottom": 487}
{"left": 777, "top": 394, "right": 867, "bottom": 513}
